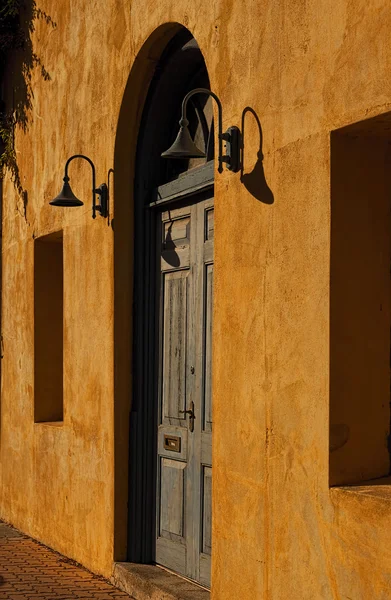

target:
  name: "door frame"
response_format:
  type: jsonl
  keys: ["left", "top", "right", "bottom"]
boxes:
{"left": 128, "top": 162, "right": 214, "bottom": 564}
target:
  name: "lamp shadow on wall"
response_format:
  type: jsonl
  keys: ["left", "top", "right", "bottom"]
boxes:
{"left": 240, "top": 107, "right": 274, "bottom": 205}
{"left": 161, "top": 220, "right": 180, "bottom": 268}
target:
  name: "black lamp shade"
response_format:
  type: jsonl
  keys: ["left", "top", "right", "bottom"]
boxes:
{"left": 49, "top": 179, "right": 83, "bottom": 207}
{"left": 161, "top": 124, "right": 206, "bottom": 159}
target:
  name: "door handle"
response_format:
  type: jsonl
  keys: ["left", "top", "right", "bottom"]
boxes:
{"left": 179, "top": 401, "right": 195, "bottom": 432}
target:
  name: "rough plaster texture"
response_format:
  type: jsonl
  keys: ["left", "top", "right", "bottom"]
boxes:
{"left": 1, "top": 0, "right": 391, "bottom": 598}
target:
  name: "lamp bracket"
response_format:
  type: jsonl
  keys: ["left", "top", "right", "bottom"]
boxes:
{"left": 94, "top": 183, "right": 108, "bottom": 218}
{"left": 221, "top": 126, "right": 242, "bottom": 173}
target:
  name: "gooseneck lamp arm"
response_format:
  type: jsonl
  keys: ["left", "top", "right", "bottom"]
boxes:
{"left": 50, "top": 154, "right": 108, "bottom": 219}
{"left": 180, "top": 88, "right": 224, "bottom": 173}
{"left": 64, "top": 155, "right": 98, "bottom": 219}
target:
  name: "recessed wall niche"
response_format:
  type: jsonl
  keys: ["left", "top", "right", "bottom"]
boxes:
{"left": 34, "top": 231, "right": 63, "bottom": 423}
{"left": 329, "top": 114, "right": 391, "bottom": 486}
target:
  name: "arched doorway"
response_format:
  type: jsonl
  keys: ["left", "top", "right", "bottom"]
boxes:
{"left": 129, "top": 28, "right": 214, "bottom": 588}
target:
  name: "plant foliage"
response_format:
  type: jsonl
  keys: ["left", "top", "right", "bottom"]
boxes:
{"left": 0, "top": 0, "right": 55, "bottom": 192}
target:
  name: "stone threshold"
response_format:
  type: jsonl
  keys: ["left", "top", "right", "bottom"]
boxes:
{"left": 112, "top": 562, "right": 210, "bottom": 600}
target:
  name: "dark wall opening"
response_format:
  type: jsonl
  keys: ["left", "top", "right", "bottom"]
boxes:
{"left": 330, "top": 114, "right": 391, "bottom": 486}
{"left": 34, "top": 231, "right": 63, "bottom": 423}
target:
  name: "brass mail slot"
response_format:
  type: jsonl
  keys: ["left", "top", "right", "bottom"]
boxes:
{"left": 163, "top": 435, "right": 181, "bottom": 452}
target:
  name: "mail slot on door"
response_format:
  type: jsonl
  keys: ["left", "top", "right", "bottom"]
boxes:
{"left": 163, "top": 434, "right": 181, "bottom": 452}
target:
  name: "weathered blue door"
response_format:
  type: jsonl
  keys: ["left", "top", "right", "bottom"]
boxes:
{"left": 156, "top": 193, "right": 214, "bottom": 587}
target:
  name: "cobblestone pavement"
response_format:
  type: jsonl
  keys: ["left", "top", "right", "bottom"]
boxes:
{"left": 0, "top": 522, "right": 133, "bottom": 599}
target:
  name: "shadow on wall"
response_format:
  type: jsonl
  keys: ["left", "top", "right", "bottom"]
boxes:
{"left": 161, "top": 220, "right": 180, "bottom": 268}
{"left": 0, "top": 1, "right": 55, "bottom": 200}
{"left": 240, "top": 106, "right": 274, "bottom": 205}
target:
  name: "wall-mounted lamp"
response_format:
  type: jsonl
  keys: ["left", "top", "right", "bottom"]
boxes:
{"left": 161, "top": 88, "right": 241, "bottom": 173}
{"left": 49, "top": 154, "right": 108, "bottom": 219}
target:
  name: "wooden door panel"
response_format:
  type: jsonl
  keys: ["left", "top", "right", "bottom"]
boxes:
{"left": 159, "top": 458, "right": 186, "bottom": 540}
{"left": 161, "top": 208, "right": 190, "bottom": 271}
{"left": 202, "top": 466, "right": 212, "bottom": 554}
{"left": 163, "top": 215, "right": 190, "bottom": 245}
{"left": 161, "top": 270, "right": 189, "bottom": 423}
{"left": 205, "top": 207, "right": 214, "bottom": 240}
{"left": 161, "top": 211, "right": 191, "bottom": 271}
{"left": 156, "top": 536, "right": 186, "bottom": 575}
{"left": 201, "top": 432, "right": 212, "bottom": 465}
{"left": 199, "top": 464, "right": 212, "bottom": 587}
{"left": 203, "top": 263, "right": 214, "bottom": 433}
{"left": 199, "top": 554, "right": 211, "bottom": 588}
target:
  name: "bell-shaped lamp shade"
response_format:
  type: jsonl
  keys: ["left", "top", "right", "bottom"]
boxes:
{"left": 49, "top": 177, "right": 84, "bottom": 207}
{"left": 161, "top": 120, "right": 206, "bottom": 159}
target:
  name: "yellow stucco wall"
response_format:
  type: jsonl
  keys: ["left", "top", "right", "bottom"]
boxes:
{"left": 1, "top": 0, "right": 391, "bottom": 598}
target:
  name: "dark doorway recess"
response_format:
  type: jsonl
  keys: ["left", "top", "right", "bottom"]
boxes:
{"left": 129, "top": 28, "right": 214, "bottom": 590}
